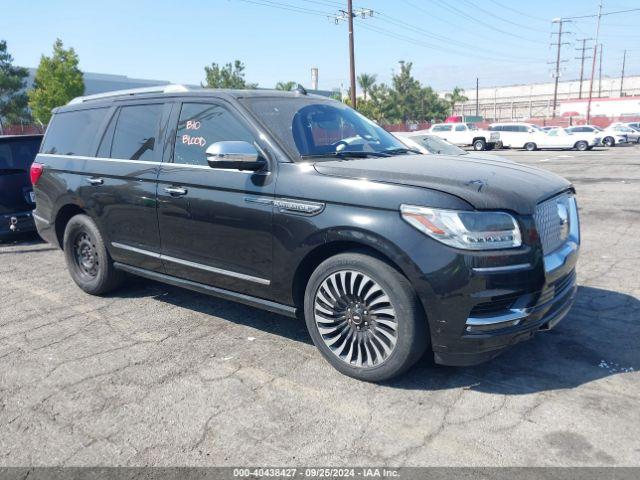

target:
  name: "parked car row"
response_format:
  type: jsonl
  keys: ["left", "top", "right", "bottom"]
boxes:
{"left": 424, "top": 120, "right": 640, "bottom": 151}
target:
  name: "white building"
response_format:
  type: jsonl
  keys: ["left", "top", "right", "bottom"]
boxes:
{"left": 445, "top": 75, "right": 640, "bottom": 121}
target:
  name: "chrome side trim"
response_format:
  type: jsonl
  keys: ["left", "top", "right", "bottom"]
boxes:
{"left": 38, "top": 153, "right": 162, "bottom": 166}
{"left": 39, "top": 153, "right": 267, "bottom": 174}
{"left": 466, "top": 308, "right": 530, "bottom": 326}
{"left": 244, "top": 196, "right": 325, "bottom": 216}
{"left": 112, "top": 242, "right": 161, "bottom": 258}
{"left": 111, "top": 242, "right": 270, "bottom": 285}
{"left": 472, "top": 263, "right": 532, "bottom": 273}
{"left": 274, "top": 198, "right": 325, "bottom": 215}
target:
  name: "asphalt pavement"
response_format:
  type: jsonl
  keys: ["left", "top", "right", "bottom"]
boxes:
{"left": 0, "top": 145, "right": 638, "bottom": 466}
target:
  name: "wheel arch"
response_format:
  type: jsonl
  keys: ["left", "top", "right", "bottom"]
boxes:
{"left": 290, "top": 229, "right": 418, "bottom": 313}
{"left": 54, "top": 203, "right": 87, "bottom": 249}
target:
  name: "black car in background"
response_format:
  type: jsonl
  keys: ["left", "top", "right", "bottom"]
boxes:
{"left": 31, "top": 86, "right": 579, "bottom": 381}
{"left": 0, "top": 134, "right": 43, "bottom": 239}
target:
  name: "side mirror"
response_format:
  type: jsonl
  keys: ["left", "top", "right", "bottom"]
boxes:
{"left": 205, "top": 141, "right": 266, "bottom": 171}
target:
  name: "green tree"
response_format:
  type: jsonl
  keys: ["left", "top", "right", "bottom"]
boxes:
{"left": 203, "top": 60, "right": 257, "bottom": 89}
{"left": 275, "top": 81, "right": 296, "bottom": 91}
{"left": 357, "top": 73, "right": 377, "bottom": 101}
{"left": 28, "top": 39, "right": 84, "bottom": 124}
{"left": 0, "top": 40, "right": 30, "bottom": 128}
{"left": 445, "top": 86, "right": 468, "bottom": 115}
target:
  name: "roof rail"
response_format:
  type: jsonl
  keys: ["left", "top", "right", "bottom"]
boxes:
{"left": 67, "top": 84, "right": 190, "bottom": 105}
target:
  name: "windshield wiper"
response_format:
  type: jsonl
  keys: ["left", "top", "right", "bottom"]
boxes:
{"left": 384, "top": 147, "right": 422, "bottom": 155}
{"left": 302, "top": 151, "right": 391, "bottom": 159}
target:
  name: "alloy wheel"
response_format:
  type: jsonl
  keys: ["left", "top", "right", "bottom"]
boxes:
{"left": 313, "top": 270, "right": 398, "bottom": 368}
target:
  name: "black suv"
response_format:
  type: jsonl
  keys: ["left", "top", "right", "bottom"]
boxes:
{"left": 32, "top": 86, "right": 580, "bottom": 381}
{"left": 0, "top": 134, "right": 43, "bottom": 239}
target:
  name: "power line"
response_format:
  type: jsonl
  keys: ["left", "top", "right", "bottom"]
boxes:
{"left": 372, "top": 12, "right": 547, "bottom": 62}
{"left": 233, "top": 0, "right": 332, "bottom": 17}
{"left": 428, "top": 0, "right": 543, "bottom": 44}
{"left": 355, "top": 20, "right": 545, "bottom": 65}
{"left": 485, "top": 0, "right": 551, "bottom": 22}
{"left": 459, "top": 0, "right": 550, "bottom": 33}
{"left": 565, "top": 7, "right": 640, "bottom": 19}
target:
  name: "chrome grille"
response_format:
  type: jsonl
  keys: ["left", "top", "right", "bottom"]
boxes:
{"left": 534, "top": 193, "right": 572, "bottom": 254}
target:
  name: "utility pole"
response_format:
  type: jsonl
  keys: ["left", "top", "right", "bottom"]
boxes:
{"left": 575, "top": 38, "right": 593, "bottom": 99}
{"left": 475, "top": 77, "right": 479, "bottom": 117}
{"left": 586, "top": 1, "right": 603, "bottom": 123}
{"left": 620, "top": 50, "right": 627, "bottom": 96}
{"left": 550, "top": 18, "right": 570, "bottom": 118}
{"left": 329, "top": 4, "right": 373, "bottom": 109}
{"left": 347, "top": 0, "right": 356, "bottom": 108}
{"left": 598, "top": 43, "right": 603, "bottom": 97}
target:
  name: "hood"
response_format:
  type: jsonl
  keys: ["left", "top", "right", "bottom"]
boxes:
{"left": 313, "top": 154, "right": 571, "bottom": 215}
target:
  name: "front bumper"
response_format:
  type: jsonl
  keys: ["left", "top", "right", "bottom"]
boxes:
{"left": 0, "top": 210, "right": 35, "bottom": 236}
{"left": 414, "top": 194, "right": 581, "bottom": 367}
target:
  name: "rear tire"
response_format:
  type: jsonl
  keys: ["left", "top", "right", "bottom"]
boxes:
{"left": 575, "top": 141, "right": 588, "bottom": 151}
{"left": 603, "top": 136, "right": 615, "bottom": 147}
{"left": 63, "top": 214, "right": 125, "bottom": 295}
{"left": 304, "top": 252, "right": 428, "bottom": 382}
{"left": 473, "top": 139, "right": 486, "bottom": 151}
{"left": 525, "top": 142, "right": 537, "bottom": 151}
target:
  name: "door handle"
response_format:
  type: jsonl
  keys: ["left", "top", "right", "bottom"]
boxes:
{"left": 86, "top": 177, "right": 104, "bottom": 186}
{"left": 164, "top": 186, "right": 188, "bottom": 196}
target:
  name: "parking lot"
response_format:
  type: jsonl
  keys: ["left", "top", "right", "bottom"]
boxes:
{"left": 0, "top": 145, "right": 638, "bottom": 467}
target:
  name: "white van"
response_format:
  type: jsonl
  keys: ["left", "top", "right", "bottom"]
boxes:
{"left": 489, "top": 123, "right": 542, "bottom": 149}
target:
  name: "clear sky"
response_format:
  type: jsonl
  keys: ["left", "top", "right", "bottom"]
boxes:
{"left": 2, "top": 0, "right": 639, "bottom": 93}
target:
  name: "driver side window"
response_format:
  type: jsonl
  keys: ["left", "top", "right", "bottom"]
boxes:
{"left": 173, "top": 103, "right": 256, "bottom": 166}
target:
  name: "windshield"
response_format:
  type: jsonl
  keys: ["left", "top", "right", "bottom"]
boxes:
{"left": 408, "top": 134, "right": 466, "bottom": 155}
{"left": 241, "top": 97, "right": 407, "bottom": 159}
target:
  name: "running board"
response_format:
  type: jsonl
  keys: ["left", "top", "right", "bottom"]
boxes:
{"left": 113, "top": 262, "right": 298, "bottom": 318}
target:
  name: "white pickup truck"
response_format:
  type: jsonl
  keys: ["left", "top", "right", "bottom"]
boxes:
{"left": 427, "top": 122, "right": 501, "bottom": 151}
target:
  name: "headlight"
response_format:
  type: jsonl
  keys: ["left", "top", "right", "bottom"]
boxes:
{"left": 400, "top": 205, "right": 522, "bottom": 250}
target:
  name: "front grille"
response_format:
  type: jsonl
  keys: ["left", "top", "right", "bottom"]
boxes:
{"left": 534, "top": 193, "right": 572, "bottom": 254}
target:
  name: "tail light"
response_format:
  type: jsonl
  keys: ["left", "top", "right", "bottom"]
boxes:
{"left": 30, "top": 162, "right": 44, "bottom": 185}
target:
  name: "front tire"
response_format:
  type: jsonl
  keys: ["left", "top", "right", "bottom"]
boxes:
{"left": 63, "top": 214, "right": 125, "bottom": 295}
{"left": 473, "top": 139, "right": 486, "bottom": 151}
{"left": 525, "top": 142, "right": 537, "bottom": 151}
{"left": 304, "top": 252, "right": 428, "bottom": 382}
{"left": 603, "top": 136, "right": 615, "bottom": 147}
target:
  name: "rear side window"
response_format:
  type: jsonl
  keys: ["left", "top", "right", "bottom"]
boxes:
{"left": 41, "top": 108, "right": 108, "bottom": 156}
{"left": 110, "top": 104, "right": 163, "bottom": 161}
{"left": 432, "top": 125, "right": 452, "bottom": 132}
{"left": 454, "top": 125, "right": 466, "bottom": 131}
{"left": 173, "top": 103, "right": 256, "bottom": 166}
{"left": 0, "top": 138, "right": 42, "bottom": 170}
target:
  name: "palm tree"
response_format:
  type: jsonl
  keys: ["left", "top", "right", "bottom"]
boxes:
{"left": 445, "top": 86, "right": 469, "bottom": 116}
{"left": 357, "top": 73, "right": 377, "bottom": 101}
{"left": 275, "top": 81, "right": 297, "bottom": 91}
